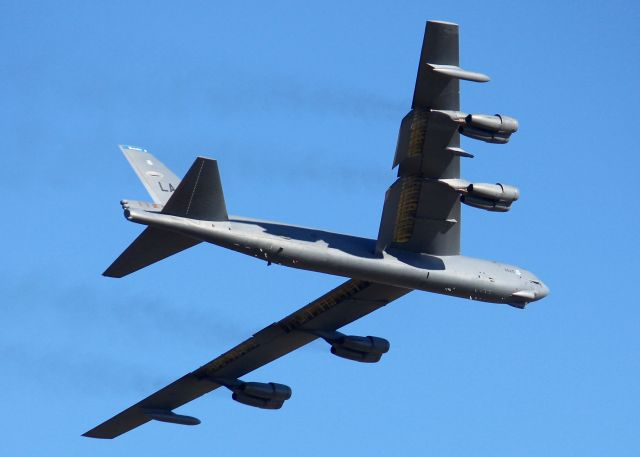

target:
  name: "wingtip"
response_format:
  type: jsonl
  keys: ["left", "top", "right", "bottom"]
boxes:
{"left": 102, "top": 268, "right": 123, "bottom": 278}
{"left": 118, "top": 144, "right": 148, "bottom": 153}
{"left": 82, "top": 431, "right": 112, "bottom": 439}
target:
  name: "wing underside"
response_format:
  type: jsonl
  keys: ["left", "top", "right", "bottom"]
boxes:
{"left": 83, "top": 280, "right": 410, "bottom": 439}
{"left": 377, "top": 21, "right": 485, "bottom": 256}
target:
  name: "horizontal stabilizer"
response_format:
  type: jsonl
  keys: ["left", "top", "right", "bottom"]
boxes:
{"left": 103, "top": 227, "right": 201, "bottom": 278}
{"left": 162, "top": 157, "right": 228, "bottom": 221}
{"left": 121, "top": 199, "right": 164, "bottom": 213}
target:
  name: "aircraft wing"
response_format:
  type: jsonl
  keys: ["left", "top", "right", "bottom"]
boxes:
{"left": 376, "top": 21, "right": 488, "bottom": 256}
{"left": 83, "top": 279, "right": 410, "bottom": 439}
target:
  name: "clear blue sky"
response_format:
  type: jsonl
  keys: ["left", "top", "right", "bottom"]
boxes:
{"left": 2, "top": 1, "right": 639, "bottom": 455}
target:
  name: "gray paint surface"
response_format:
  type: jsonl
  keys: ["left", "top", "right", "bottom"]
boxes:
{"left": 85, "top": 20, "right": 548, "bottom": 439}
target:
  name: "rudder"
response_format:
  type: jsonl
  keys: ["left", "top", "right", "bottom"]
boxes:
{"left": 120, "top": 145, "right": 180, "bottom": 205}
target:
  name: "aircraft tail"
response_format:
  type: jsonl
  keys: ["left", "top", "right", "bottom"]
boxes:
{"left": 104, "top": 148, "right": 228, "bottom": 278}
{"left": 161, "top": 156, "right": 228, "bottom": 221}
{"left": 119, "top": 145, "right": 180, "bottom": 205}
{"left": 103, "top": 227, "right": 201, "bottom": 278}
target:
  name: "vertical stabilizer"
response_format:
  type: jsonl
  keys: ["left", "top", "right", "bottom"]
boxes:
{"left": 120, "top": 145, "right": 180, "bottom": 205}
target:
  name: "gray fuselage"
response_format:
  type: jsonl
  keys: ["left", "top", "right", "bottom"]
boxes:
{"left": 126, "top": 208, "right": 548, "bottom": 308}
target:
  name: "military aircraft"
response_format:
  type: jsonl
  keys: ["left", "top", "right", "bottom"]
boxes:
{"left": 84, "top": 20, "right": 548, "bottom": 439}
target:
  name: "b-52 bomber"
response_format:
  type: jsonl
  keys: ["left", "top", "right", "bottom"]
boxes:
{"left": 84, "top": 20, "right": 548, "bottom": 439}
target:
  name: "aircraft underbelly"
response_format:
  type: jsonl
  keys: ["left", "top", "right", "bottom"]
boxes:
{"left": 124, "top": 209, "right": 528, "bottom": 304}
{"left": 210, "top": 221, "right": 524, "bottom": 304}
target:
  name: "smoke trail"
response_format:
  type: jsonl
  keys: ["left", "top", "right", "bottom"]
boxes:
{"left": 1, "top": 342, "right": 167, "bottom": 396}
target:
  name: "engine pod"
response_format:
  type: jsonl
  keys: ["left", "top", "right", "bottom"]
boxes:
{"left": 461, "top": 195, "right": 511, "bottom": 212}
{"left": 460, "top": 114, "right": 519, "bottom": 143}
{"left": 240, "top": 382, "right": 292, "bottom": 401}
{"left": 465, "top": 114, "right": 518, "bottom": 133}
{"left": 330, "top": 335, "right": 390, "bottom": 363}
{"left": 230, "top": 382, "right": 292, "bottom": 409}
{"left": 467, "top": 183, "right": 519, "bottom": 202}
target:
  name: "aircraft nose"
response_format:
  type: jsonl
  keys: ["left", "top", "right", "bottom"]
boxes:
{"left": 535, "top": 281, "right": 550, "bottom": 300}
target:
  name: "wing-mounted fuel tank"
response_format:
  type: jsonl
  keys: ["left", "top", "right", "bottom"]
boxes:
{"left": 312, "top": 330, "right": 390, "bottom": 363}
{"left": 213, "top": 378, "right": 292, "bottom": 409}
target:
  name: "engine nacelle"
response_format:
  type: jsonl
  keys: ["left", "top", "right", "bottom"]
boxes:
{"left": 462, "top": 182, "right": 520, "bottom": 212}
{"left": 461, "top": 195, "right": 511, "bottom": 212}
{"left": 231, "top": 382, "right": 292, "bottom": 409}
{"left": 459, "top": 114, "right": 518, "bottom": 144}
{"left": 329, "top": 335, "right": 390, "bottom": 363}
{"left": 468, "top": 183, "right": 519, "bottom": 202}
{"left": 465, "top": 114, "right": 519, "bottom": 133}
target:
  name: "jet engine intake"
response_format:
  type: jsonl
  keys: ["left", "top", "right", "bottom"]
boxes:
{"left": 459, "top": 114, "right": 518, "bottom": 144}
{"left": 461, "top": 182, "right": 519, "bottom": 212}
{"left": 230, "top": 382, "right": 292, "bottom": 410}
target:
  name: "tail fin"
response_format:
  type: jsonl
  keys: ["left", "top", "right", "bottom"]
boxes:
{"left": 119, "top": 145, "right": 180, "bottom": 205}
{"left": 104, "top": 150, "right": 228, "bottom": 278}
